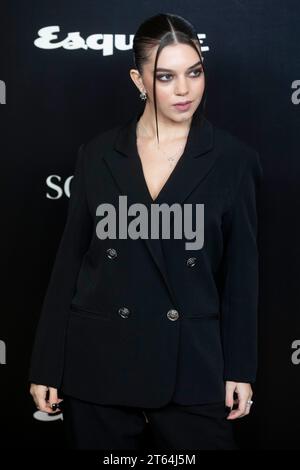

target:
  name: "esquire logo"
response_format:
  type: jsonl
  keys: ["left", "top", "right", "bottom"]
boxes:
{"left": 33, "top": 26, "right": 209, "bottom": 56}
{"left": 96, "top": 196, "right": 204, "bottom": 251}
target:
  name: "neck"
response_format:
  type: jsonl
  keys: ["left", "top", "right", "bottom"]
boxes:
{"left": 138, "top": 103, "right": 192, "bottom": 142}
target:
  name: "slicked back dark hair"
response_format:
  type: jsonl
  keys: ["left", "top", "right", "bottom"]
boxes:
{"left": 133, "top": 12, "right": 206, "bottom": 143}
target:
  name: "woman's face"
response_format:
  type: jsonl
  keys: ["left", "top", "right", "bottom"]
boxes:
{"left": 142, "top": 42, "right": 205, "bottom": 122}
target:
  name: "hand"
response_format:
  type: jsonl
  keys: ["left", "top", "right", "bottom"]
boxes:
{"left": 30, "top": 383, "right": 63, "bottom": 413}
{"left": 225, "top": 381, "right": 253, "bottom": 420}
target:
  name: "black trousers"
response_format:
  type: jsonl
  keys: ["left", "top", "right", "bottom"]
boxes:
{"left": 62, "top": 394, "right": 238, "bottom": 450}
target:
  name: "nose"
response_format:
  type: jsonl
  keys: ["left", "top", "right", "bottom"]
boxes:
{"left": 175, "top": 76, "right": 189, "bottom": 95}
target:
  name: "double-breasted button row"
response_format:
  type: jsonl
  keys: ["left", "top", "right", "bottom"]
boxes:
{"left": 107, "top": 249, "right": 196, "bottom": 270}
{"left": 106, "top": 248, "right": 117, "bottom": 259}
{"left": 117, "top": 307, "right": 179, "bottom": 321}
{"left": 186, "top": 256, "right": 197, "bottom": 267}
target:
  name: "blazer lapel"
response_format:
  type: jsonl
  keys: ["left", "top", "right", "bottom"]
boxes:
{"left": 103, "top": 108, "right": 217, "bottom": 307}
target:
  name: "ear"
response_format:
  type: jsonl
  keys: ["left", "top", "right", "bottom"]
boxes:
{"left": 129, "top": 68, "right": 145, "bottom": 93}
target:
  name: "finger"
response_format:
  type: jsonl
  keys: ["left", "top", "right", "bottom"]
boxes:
{"left": 35, "top": 389, "right": 55, "bottom": 413}
{"left": 48, "top": 387, "right": 58, "bottom": 405}
{"left": 30, "top": 385, "right": 47, "bottom": 410}
{"left": 36, "top": 399, "right": 54, "bottom": 413}
{"left": 244, "top": 396, "right": 254, "bottom": 415}
{"left": 48, "top": 387, "right": 63, "bottom": 411}
{"left": 226, "top": 396, "right": 248, "bottom": 420}
{"left": 226, "top": 397, "right": 239, "bottom": 414}
{"left": 225, "top": 385, "right": 235, "bottom": 410}
{"left": 48, "top": 388, "right": 64, "bottom": 411}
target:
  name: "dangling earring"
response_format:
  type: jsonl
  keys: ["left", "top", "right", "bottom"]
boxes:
{"left": 139, "top": 90, "right": 147, "bottom": 101}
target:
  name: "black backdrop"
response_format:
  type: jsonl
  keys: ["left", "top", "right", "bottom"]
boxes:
{"left": 1, "top": 0, "right": 300, "bottom": 450}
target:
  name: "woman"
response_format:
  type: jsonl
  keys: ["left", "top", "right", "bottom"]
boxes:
{"left": 29, "top": 13, "right": 263, "bottom": 450}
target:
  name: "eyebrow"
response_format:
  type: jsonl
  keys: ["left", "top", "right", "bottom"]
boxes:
{"left": 155, "top": 60, "right": 203, "bottom": 73}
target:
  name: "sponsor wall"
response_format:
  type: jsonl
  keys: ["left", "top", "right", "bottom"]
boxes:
{"left": 1, "top": 0, "right": 300, "bottom": 449}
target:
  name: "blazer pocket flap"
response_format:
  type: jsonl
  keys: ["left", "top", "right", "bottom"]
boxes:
{"left": 184, "top": 312, "right": 219, "bottom": 319}
{"left": 70, "top": 302, "right": 111, "bottom": 320}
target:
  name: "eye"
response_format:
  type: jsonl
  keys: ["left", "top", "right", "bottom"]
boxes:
{"left": 190, "top": 68, "right": 203, "bottom": 77}
{"left": 156, "top": 68, "right": 203, "bottom": 82}
{"left": 156, "top": 73, "right": 173, "bottom": 82}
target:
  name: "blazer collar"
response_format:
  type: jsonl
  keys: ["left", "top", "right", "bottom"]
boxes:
{"left": 113, "top": 106, "right": 214, "bottom": 160}
{"left": 107, "top": 106, "right": 217, "bottom": 208}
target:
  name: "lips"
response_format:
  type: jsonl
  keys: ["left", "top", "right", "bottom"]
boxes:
{"left": 174, "top": 101, "right": 192, "bottom": 105}
{"left": 173, "top": 101, "right": 193, "bottom": 112}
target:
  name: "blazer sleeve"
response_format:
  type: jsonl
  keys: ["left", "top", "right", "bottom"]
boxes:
{"left": 220, "top": 151, "right": 263, "bottom": 383}
{"left": 28, "top": 143, "right": 93, "bottom": 388}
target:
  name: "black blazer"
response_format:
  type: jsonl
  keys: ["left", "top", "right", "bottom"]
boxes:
{"left": 28, "top": 109, "right": 263, "bottom": 407}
